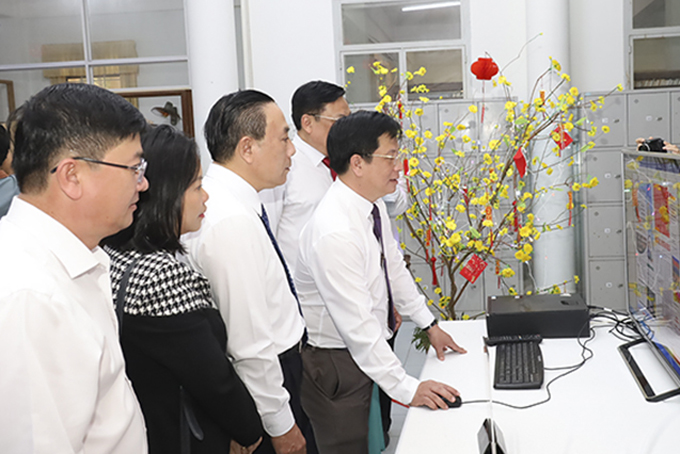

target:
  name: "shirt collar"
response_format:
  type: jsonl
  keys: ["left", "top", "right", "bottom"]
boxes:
{"left": 293, "top": 134, "right": 327, "bottom": 167}
{"left": 5, "top": 197, "right": 108, "bottom": 279}
{"left": 335, "top": 178, "right": 376, "bottom": 221}
{"left": 206, "top": 163, "right": 262, "bottom": 214}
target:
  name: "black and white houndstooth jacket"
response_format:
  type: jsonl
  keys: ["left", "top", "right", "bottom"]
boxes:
{"left": 105, "top": 246, "right": 216, "bottom": 317}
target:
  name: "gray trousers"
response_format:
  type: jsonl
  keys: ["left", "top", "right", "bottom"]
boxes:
{"left": 300, "top": 346, "right": 373, "bottom": 454}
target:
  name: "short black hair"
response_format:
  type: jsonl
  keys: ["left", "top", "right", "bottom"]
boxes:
{"left": 12, "top": 83, "right": 146, "bottom": 193}
{"left": 327, "top": 110, "right": 402, "bottom": 175}
{"left": 0, "top": 125, "right": 8, "bottom": 165}
{"left": 102, "top": 125, "right": 200, "bottom": 254}
{"left": 291, "top": 81, "right": 346, "bottom": 131}
{"left": 204, "top": 89, "right": 275, "bottom": 163}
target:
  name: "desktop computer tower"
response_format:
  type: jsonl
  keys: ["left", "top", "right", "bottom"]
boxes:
{"left": 486, "top": 293, "right": 589, "bottom": 338}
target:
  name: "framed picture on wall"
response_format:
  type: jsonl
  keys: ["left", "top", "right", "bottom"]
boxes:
{"left": 116, "top": 88, "right": 194, "bottom": 138}
{"left": 0, "top": 80, "right": 16, "bottom": 124}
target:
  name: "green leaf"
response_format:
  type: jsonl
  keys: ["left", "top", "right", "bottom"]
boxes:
{"left": 468, "top": 227, "right": 481, "bottom": 239}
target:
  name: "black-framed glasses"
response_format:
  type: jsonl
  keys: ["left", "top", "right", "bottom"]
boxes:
{"left": 50, "top": 156, "right": 147, "bottom": 184}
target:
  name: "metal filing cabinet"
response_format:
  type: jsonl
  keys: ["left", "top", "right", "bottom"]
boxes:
{"left": 588, "top": 259, "right": 626, "bottom": 310}
{"left": 671, "top": 92, "right": 680, "bottom": 145}
{"left": 582, "top": 150, "right": 624, "bottom": 204}
{"left": 627, "top": 92, "right": 670, "bottom": 147}
{"left": 585, "top": 94, "right": 625, "bottom": 147}
{"left": 586, "top": 206, "right": 624, "bottom": 258}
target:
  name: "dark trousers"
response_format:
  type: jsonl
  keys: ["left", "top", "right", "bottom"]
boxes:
{"left": 379, "top": 334, "right": 397, "bottom": 438}
{"left": 255, "top": 345, "right": 318, "bottom": 454}
{"left": 300, "top": 346, "right": 374, "bottom": 454}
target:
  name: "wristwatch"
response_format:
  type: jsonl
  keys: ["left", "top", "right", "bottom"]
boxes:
{"left": 423, "top": 319, "right": 438, "bottom": 331}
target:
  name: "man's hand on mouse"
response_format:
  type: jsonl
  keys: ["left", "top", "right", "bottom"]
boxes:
{"left": 410, "top": 380, "right": 460, "bottom": 410}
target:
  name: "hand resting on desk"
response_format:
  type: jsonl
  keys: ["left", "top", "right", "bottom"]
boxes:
{"left": 427, "top": 324, "right": 467, "bottom": 360}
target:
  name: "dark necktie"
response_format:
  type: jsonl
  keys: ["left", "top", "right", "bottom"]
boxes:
{"left": 321, "top": 157, "right": 337, "bottom": 181}
{"left": 371, "top": 204, "right": 396, "bottom": 332}
{"left": 260, "top": 204, "right": 308, "bottom": 345}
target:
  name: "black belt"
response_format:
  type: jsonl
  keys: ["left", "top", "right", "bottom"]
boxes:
{"left": 279, "top": 337, "right": 306, "bottom": 357}
{"left": 303, "top": 344, "right": 348, "bottom": 352}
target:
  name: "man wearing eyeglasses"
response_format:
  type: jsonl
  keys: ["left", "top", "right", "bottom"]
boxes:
{"left": 295, "top": 111, "right": 466, "bottom": 454}
{"left": 0, "top": 83, "right": 148, "bottom": 453}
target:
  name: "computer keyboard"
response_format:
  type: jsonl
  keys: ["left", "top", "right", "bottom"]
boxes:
{"left": 494, "top": 340, "right": 544, "bottom": 390}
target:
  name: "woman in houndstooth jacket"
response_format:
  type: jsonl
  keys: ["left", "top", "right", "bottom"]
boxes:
{"left": 102, "top": 125, "right": 263, "bottom": 454}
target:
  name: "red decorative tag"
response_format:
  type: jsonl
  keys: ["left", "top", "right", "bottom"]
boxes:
{"left": 552, "top": 126, "right": 573, "bottom": 150}
{"left": 460, "top": 254, "right": 488, "bottom": 284}
{"left": 513, "top": 148, "right": 527, "bottom": 178}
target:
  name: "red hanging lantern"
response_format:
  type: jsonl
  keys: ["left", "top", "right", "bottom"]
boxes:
{"left": 471, "top": 57, "right": 499, "bottom": 80}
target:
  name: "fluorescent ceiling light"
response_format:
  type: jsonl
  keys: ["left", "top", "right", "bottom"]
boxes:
{"left": 402, "top": 1, "right": 460, "bottom": 12}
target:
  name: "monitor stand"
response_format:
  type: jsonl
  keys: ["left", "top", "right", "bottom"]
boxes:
{"left": 619, "top": 338, "right": 680, "bottom": 402}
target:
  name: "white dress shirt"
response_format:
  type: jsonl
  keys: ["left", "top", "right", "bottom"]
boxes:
{"left": 0, "top": 198, "right": 147, "bottom": 454}
{"left": 183, "top": 164, "right": 306, "bottom": 438}
{"left": 260, "top": 134, "right": 410, "bottom": 275}
{"left": 295, "top": 180, "right": 436, "bottom": 406}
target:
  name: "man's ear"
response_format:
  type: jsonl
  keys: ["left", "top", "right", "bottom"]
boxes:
{"left": 349, "top": 154, "right": 364, "bottom": 178}
{"left": 235, "top": 136, "right": 256, "bottom": 165}
{"left": 300, "top": 114, "right": 315, "bottom": 135}
{"left": 53, "top": 159, "right": 83, "bottom": 200}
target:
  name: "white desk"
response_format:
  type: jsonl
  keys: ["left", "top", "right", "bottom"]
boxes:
{"left": 396, "top": 320, "right": 680, "bottom": 454}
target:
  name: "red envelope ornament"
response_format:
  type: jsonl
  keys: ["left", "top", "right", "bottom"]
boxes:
{"left": 514, "top": 147, "right": 527, "bottom": 178}
{"left": 460, "top": 254, "right": 488, "bottom": 284}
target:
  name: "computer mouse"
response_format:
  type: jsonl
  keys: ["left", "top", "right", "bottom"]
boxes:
{"left": 441, "top": 395, "right": 462, "bottom": 408}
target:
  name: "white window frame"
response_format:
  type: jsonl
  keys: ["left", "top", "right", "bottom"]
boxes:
{"left": 0, "top": 0, "right": 189, "bottom": 93}
{"left": 625, "top": 0, "right": 680, "bottom": 90}
{"left": 333, "top": 0, "right": 470, "bottom": 102}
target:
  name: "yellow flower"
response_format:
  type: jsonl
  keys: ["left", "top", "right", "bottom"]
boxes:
{"left": 523, "top": 243, "right": 533, "bottom": 254}
{"left": 519, "top": 226, "right": 532, "bottom": 237}
{"left": 498, "top": 75, "right": 511, "bottom": 86}
{"left": 475, "top": 240, "right": 485, "bottom": 251}
{"left": 569, "top": 86, "right": 579, "bottom": 97}
{"left": 561, "top": 73, "right": 571, "bottom": 82}
{"left": 449, "top": 233, "right": 461, "bottom": 245}
{"left": 509, "top": 287, "right": 518, "bottom": 295}
{"left": 434, "top": 287, "right": 442, "bottom": 294}
{"left": 616, "top": 83, "right": 623, "bottom": 91}
{"left": 546, "top": 167, "right": 554, "bottom": 176}
{"left": 488, "top": 139, "right": 500, "bottom": 150}
{"left": 589, "top": 177, "right": 599, "bottom": 187}
{"left": 462, "top": 135, "right": 471, "bottom": 143}
{"left": 381, "top": 95, "right": 392, "bottom": 104}
{"left": 456, "top": 124, "right": 467, "bottom": 131}
{"left": 505, "top": 101, "right": 517, "bottom": 111}
{"left": 378, "top": 85, "right": 387, "bottom": 97}
{"left": 409, "top": 157, "right": 419, "bottom": 167}
{"left": 419, "top": 96, "right": 430, "bottom": 104}
{"left": 424, "top": 130, "right": 433, "bottom": 139}
{"left": 468, "top": 105, "right": 478, "bottom": 113}
{"left": 415, "top": 277, "right": 422, "bottom": 283}
{"left": 501, "top": 268, "right": 515, "bottom": 278}
{"left": 445, "top": 219, "right": 457, "bottom": 230}
{"left": 483, "top": 153, "right": 493, "bottom": 165}
{"left": 455, "top": 204, "right": 465, "bottom": 213}
{"left": 482, "top": 219, "right": 494, "bottom": 227}
{"left": 602, "top": 126, "right": 610, "bottom": 134}
{"left": 414, "top": 108, "right": 424, "bottom": 116}
{"left": 550, "top": 57, "right": 561, "bottom": 71}
{"left": 414, "top": 66, "right": 427, "bottom": 76}
{"left": 346, "top": 66, "right": 355, "bottom": 74}
{"left": 422, "top": 171, "right": 432, "bottom": 178}
{"left": 404, "top": 129, "right": 417, "bottom": 139}
{"left": 434, "top": 156, "right": 444, "bottom": 166}
{"left": 574, "top": 275, "right": 580, "bottom": 284}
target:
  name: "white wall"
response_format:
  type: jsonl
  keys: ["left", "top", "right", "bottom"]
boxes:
{"left": 244, "top": 0, "right": 337, "bottom": 122}
{"left": 570, "top": 0, "right": 626, "bottom": 94}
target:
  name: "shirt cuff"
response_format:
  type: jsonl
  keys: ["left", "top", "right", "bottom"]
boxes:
{"left": 410, "top": 301, "right": 436, "bottom": 329}
{"left": 390, "top": 375, "right": 421, "bottom": 407}
{"left": 261, "top": 404, "right": 296, "bottom": 438}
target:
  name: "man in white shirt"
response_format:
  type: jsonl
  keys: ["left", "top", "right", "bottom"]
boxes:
{"left": 0, "top": 83, "right": 149, "bottom": 453}
{"left": 296, "top": 110, "right": 467, "bottom": 454}
{"left": 184, "top": 90, "right": 315, "bottom": 454}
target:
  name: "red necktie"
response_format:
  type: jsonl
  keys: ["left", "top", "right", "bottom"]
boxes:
{"left": 322, "top": 157, "right": 337, "bottom": 181}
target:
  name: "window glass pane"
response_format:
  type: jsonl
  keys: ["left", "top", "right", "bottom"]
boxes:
{"left": 633, "top": 37, "right": 680, "bottom": 89}
{"left": 344, "top": 53, "right": 399, "bottom": 104}
{"left": 406, "top": 49, "right": 463, "bottom": 100}
{"left": 0, "top": 0, "right": 84, "bottom": 65}
{"left": 633, "top": 0, "right": 680, "bottom": 29}
{"left": 91, "top": 61, "right": 188, "bottom": 90}
{"left": 342, "top": 1, "right": 461, "bottom": 45}
{"left": 0, "top": 67, "right": 87, "bottom": 120}
{"left": 87, "top": 0, "right": 186, "bottom": 59}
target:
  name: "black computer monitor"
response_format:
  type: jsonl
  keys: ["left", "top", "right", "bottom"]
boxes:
{"left": 621, "top": 150, "right": 680, "bottom": 402}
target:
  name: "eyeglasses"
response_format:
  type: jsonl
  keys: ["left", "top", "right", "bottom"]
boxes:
{"left": 50, "top": 156, "right": 148, "bottom": 184}
{"left": 372, "top": 151, "right": 407, "bottom": 162}
{"left": 313, "top": 114, "right": 345, "bottom": 122}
